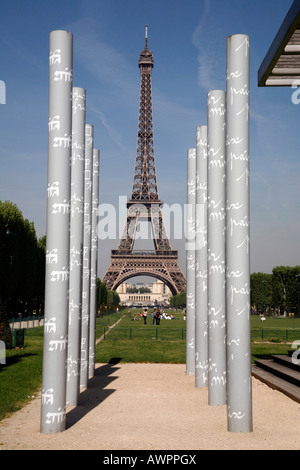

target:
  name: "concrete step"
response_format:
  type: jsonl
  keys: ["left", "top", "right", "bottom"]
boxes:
{"left": 272, "top": 354, "right": 300, "bottom": 372}
{"left": 252, "top": 364, "right": 300, "bottom": 404}
{"left": 254, "top": 358, "right": 300, "bottom": 387}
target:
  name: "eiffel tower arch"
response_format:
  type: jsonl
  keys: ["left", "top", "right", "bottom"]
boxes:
{"left": 102, "top": 26, "right": 186, "bottom": 296}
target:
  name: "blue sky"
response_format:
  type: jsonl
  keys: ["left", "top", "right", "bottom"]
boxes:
{"left": 0, "top": 0, "right": 299, "bottom": 279}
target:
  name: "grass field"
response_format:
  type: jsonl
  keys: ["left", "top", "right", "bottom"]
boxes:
{"left": 0, "top": 310, "right": 299, "bottom": 421}
{"left": 0, "top": 328, "right": 44, "bottom": 421}
{"left": 97, "top": 308, "right": 300, "bottom": 343}
{"left": 95, "top": 309, "right": 298, "bottom": 364}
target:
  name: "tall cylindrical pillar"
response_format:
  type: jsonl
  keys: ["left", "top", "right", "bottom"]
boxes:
{"left": 66, "top": 87, "right": 86, "bottom": 405}
{"left": 195, "top": 126, "right": 208, "bottom": 388}
{"left": 207, "top": 90, "right": 227, "bottom": 405}
{"left": 41, "top": 30, "right": 73, "bottom": 433}
{"left": 80, "top": 124, "right": 94, "bottom": 389}
{"left": 89, "top": 148, "right": 100, "bottom": 378}
{"left": 226, "top": 34, "right": 252, "bottom": 432}
{"left": 186, "top": 148, "right": 196, "bottom": 376}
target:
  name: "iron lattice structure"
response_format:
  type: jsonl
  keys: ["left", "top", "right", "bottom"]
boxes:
{"left": 102, "top": 27, "right": 186, "bottom": 295}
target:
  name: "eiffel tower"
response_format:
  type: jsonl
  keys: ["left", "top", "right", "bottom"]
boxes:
{"left": 102, "top": 26, "right": 186, "bottom": 295}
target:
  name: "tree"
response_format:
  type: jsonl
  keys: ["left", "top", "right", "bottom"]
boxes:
{"left": 107, "top": 290, "right": 120, "bottom": 308}
{"left": 35, "top": 235, "right": 46, "bottom": 314}
{"left": 170, "top": 291, "right": 186, "bottom": 308}
{"left": 272, "top": 266, "right": 300, "bottom": 315}
{"left": 96, "top": 279, "right": 120, "bottom": 310}
{"left": 250, "top": 272, "right": 272, "bottom": 313}
{"left": 97, "top": 278, "right": 108, "bottom": 308}
{"left": 0, "top": 200, "right": 45, "bottom": 317}
{"left": 0, "top": 200, "right": 24, "bottom": 313}
{"left": 0, "top": 297, "right": 13, "bottom": 349}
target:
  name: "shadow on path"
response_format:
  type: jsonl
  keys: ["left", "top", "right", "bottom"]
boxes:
{"left": 66, "top": 358, "right": 122, "bottom": 429}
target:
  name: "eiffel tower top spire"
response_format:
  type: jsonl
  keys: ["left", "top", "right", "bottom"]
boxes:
{"left": 130, "top": 25, "right": 158, "bottom": 203}
{"left": 138, "top": 25, "right": 154, "bottom": 68}
{"left": 145, "top": 24, "right": 148, "bottom": 50}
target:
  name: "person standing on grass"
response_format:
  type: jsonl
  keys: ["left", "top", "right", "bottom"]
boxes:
{"left": 142, "top": 309, "right": 148, "bottom": 325}
{"left": 153, "top": 308, "right": 157, "bottom": 324}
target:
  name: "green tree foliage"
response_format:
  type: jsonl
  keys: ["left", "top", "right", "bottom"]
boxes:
{"left": 0, "top": 200, "right": 45, "bottom": 318}
{"left": 97, "top": 278, "right": 108, "bottom": 307}
{"left": 246, "top": 267, "right": 300, "bottom": 315}
{"left": 272, "top": 266, "right": 300, "bottom": 314}
{"left": 250, "top": 272, "right": 272, "bottom": 312}
{"left": 170, "top": 291, "right": 186, "bottom": 308}
{"left": 96, "top": 278, "right": 120, "bottom": 310}
{"left": 170, "top": 266, "right": 300, "bottom": 316}
{"left": 107, "top": 289, "right": 120, "bottom": 307}
{"left": 0, "top": 297, "right": 13, "bottom": 349}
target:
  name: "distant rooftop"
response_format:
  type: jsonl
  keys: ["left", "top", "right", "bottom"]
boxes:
{"left": 258, "top": 0, "right": 300, "bottom": 86}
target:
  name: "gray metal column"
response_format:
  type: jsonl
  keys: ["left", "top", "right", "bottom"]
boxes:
{"left": 80, "top": 124, "right": 94, "bottom": 389}
{"left": 207, "top": 90, "right": 227, "bottom": 405}
{"left": 41, "top": 30, "right": 73, "bottom": 433}
{"left": 226, "top": 34, "right": 252, "bottom": 432}
{"left": 195, "top": 126, "right": 208, "bottom": 388}
{"left": 89, "top": 148, "right": 100, "bottom": 378}
{"left": 66, "top": 87, "right": 86, "bottom": 405}
{"left": 186, "top": 148, "right": 196, "bottom": 376}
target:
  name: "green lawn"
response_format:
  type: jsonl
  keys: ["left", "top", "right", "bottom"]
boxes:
{"left": 101, "top": 309, "right": 186, "bottom": 341}
{"left": 96, "top": 310, "right": 297, "bottom": 363}
{"left": 0, "top": 311, "right": 299, "bottom": 421}
{"left": 0, "top": 327, "right": 44, "bottom": 421}
{"left": 250, "top": 314, "right": 300, "bottom": 330}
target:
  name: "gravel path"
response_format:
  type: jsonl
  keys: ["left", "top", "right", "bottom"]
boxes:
{"left": 0, "top": 362, "right": 299, "bottom": 450}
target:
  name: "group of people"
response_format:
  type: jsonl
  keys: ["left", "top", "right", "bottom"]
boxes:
{"left": 140, "top": 308, "right": 175, "bottom": 325}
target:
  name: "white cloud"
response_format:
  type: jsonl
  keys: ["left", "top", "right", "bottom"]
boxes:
{"left": 87, "top": 103, "right": 130, "bottom": 154}
{"left": 191, "top": 0, "right": 226, "bottom": 92}
{"left": 69, "top": 16, "right": 137, "bottom": 96}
